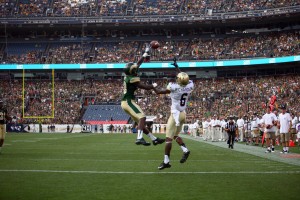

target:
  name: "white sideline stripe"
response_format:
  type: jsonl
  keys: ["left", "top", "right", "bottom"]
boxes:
{"left": 22, "top": 159, "right": 286, "bottom": 164}
{"left": 0, "top": 169, "right": 300, "bottom": 174}
{"left": 181, "top": 135, "right": 300, "bottom": 166}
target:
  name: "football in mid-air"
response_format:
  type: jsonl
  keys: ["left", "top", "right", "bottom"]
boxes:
{"left": 150, "top": 40, "right": 160, "bottom": 49}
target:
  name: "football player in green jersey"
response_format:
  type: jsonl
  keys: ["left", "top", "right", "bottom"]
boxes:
{"left": 121, "top": 44, "right": 165, "bottom": 146}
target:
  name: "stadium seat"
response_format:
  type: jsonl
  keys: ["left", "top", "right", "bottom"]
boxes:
{"left": 82, "top": 105, "right": 130, "bottom": 124}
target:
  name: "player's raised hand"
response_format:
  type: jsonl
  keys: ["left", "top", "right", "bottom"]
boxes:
{"left": 143, "top": 43, "right": 151, "bottom": 57}
{"left": 171, "top": 57, "right": 179, "bottom": 68}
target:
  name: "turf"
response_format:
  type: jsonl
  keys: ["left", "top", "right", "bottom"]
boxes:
{"left": 0, "top": 133, "right": 299, "bottom": 200}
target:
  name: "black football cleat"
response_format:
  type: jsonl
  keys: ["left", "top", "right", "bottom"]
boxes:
{"left": 180, "top": 151, "right": 190, "bottom": 163}
{"left": 158, "top": 162, "right": 171, "bottom": 170}
{"left": 152, "top": 137, "right": 165, "bottom": 145}
{"left": 135, "top": 138, "right": 151, "bottom": 146}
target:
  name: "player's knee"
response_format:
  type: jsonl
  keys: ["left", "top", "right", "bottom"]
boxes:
{"left": 166, "top": 137, "right": 173, "bottom": 143}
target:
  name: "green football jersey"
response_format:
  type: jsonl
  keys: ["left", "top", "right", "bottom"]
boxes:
{"left": 122, "top": 75, "right": 140, "bottom": 101}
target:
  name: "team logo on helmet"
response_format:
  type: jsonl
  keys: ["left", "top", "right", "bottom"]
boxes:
{"left": 176, "top": 72, "right": 189, "bottom": 86}
{"left": 124, "top": 62, "right": 138, "bottom": 75}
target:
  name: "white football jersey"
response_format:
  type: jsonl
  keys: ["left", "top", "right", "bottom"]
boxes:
{"left": 167, "top": 80, "right": 194, "bottom": 113}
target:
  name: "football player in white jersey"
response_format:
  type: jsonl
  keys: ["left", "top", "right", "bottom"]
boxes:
{"left": 154, "top": 58, "right": 194, "bottom": 170}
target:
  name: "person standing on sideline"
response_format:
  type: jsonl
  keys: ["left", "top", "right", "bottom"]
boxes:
{"left": 212, "top": 115, "right": 221, "bottom": 142}
{"left": 0, "top": 100, "right": 11, "bottom": 154}
{"left": 262, "top": 106, "right": 278, "bottom": 153}
{"left": 121, "top": 43, "right": 165, "bottom": 146}
{"left": 225, "top": 115, "right": 237, "bottom": 149}
{"left": 278, "top": 105, "right": 292, "bottom": 154}
{"left": 290, "top": 113, "right": 298, "bottom": 142}
{"left": 154, "top": 58, "right": 194, "bottom": 170}
{"left": 250, "top": 113, "right": 260, "bottom": 145}
{"left": 202, "top": 118, "right": 209, "bottom": 141}
{"left": 220, "top": 116, "right": 228, "bottom": 142}
{"left": 236, "top": 116, "right": 245, "bottom": 142}
{"left": 191, "top": 120, "right": 199, "bottom": 138}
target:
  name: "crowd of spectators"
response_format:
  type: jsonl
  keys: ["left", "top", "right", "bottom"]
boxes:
{"left": 2, "top": 31, "right": 300, "bottom": 64}
{"left": 46, "top": 43, "right": 92, "bottom": 64}
{"left": 0, "top": 74, "right": 299, "bottom": 125}
{"left": 93, "top": 41, "right": 140, "bottom": 63}
{"left": 0, "top": 0, "right": 299, "bottom": 17}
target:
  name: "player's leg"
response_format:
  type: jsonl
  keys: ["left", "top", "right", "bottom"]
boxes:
{"left": 174, "top": 112, "right": 190, "bottom": 163}
{"left": 121, "top": 100, "right": 150, "bottom": 146}
{"left": 142, "top": 126, "right": 165, "bottom": 145}
{"left": 158, "top": 115, "right": 174, "bottom": 170}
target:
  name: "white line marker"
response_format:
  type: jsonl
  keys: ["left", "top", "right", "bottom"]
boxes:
{"left": 0, "top": 169, "right": 300, "bottom": 174}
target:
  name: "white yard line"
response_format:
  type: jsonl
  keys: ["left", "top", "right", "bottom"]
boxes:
{"left": 0, "top": 169, "right": 299, "bottom": 174}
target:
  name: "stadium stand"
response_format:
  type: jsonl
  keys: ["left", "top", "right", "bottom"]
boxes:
{"left": 0, "top": 75, "right": 299, "bottom": 125}
{"left": 2, "top": 31, "right": 300, "bottom": 64}
{"left": 82, "top": 105, "right": 130, "bottom": 124}
{"left": 0, "top": 0, "right": 299, "bottom": 17}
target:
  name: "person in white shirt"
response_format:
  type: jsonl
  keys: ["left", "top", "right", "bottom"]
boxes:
{"left": 220, "top": 117, "right": 228, "bottom": 141}
{"left": 277, "top": 105, "right": 292, "bottom": 153}
{"left": 296, "top": 121, "right": 300, "bottom": 147}
{"left": 154, "top": 59, "right": 193, "bottom": 170}
{"left": 273, "top": 110, "right": 280, "bottom": 146}
{"left": 250, "top": 113, "right": 260, "bottom": 145}
{"left": 208, "top": 118, "right": 212, "bottom": 141}
{"left": 191, "top": 120, "right": 199, "bottom": 138}
{"left": 236, "top": 116, "right": 245, "bottom": 142}
{"left": 262, "top": 106, "right": 278, "bottom": 153}
{"left": 290, "top": 113, "right": 298, "bottom": 142}
{"left": 202, "top": 118, "right": 209, "bottom": 141}
{"left": 211, "top": 115, "right": 221, "bottom": 142}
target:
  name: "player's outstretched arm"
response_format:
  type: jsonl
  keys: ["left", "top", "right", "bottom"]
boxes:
{"left": 136, "top": 43, "right": 151, "bottom": 67}
{"left": 153, "top": 87, "right": 171, "bottom": 95}
{"left": 171, "top": 57, "right": 181, "bottom": 74}
{"left": 135, "top": 81, "right": 155, "bottom": 91}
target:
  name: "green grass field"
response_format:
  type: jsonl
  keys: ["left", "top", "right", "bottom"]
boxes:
{"left": 1, "top": 133, "right": 299, "bottom": 200}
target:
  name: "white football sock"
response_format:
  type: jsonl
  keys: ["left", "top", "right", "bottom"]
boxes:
{"left": 137, "top": 130, "right": 143, "bottom": 139}
{"left": 146, "top": 133, "right": 157, "bottom": 141}
{"left": 180, "top": 145, "right": 189, "bottom": 153}
{"left": 164, "top": 155, "right": 170, "bottom": 164}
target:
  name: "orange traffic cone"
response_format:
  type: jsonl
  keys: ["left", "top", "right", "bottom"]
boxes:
{"left": 289, "top": 140, "right": 295, "bottom": 147}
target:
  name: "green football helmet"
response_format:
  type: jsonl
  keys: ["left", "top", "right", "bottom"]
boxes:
{"left": 124, "top": 62, "right": 138, "bottom": 75}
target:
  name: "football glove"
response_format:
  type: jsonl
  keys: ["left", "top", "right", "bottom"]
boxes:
{"left": 171, "top": 57, "right": 179, "bottom": 68}
{"left": 143, "top": 43, "right": 151, "bottom": 59}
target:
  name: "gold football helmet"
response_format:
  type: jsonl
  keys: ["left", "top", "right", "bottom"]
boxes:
{"left": 176, "top": 72, "right": 189, "bottom": 86}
